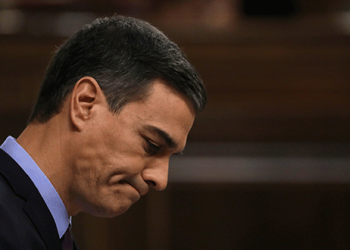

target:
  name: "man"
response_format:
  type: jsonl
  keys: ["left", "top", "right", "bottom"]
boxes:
{"left": 0, "top": 15, "right": 206, "bottom": 249}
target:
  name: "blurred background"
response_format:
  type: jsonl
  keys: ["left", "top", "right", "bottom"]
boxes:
{"left": 1, "top": 0, "right": 350, "bottom": 249}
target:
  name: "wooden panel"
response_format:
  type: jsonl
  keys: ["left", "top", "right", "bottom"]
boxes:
{"left": 0, "top": 36, "right": 56, "bottom": 113}
{"left": 170, "top": 183, "right": 350, "bottom": 250}
{"left": 72, "top": 183, "right": 350, "bottom": 250}
{"left": 182, "top": 39, "right": 350, "bottom": 142}
{"left": 189, "top": 90, "right": 350, "bottom": 141}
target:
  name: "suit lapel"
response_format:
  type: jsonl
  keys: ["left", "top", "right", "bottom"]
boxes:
{"left": 0, "top": 149, "right": 62, "bottom": 250}
{"left": 24, "top": 190, "right": 63, "bottom": 250}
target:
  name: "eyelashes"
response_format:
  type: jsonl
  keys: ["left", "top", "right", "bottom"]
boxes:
{"left": 145, "top": 140, "right": 160, "bottom": 156}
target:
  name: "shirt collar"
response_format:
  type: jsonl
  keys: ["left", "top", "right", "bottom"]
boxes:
{"left": 0, "top": 136, "right": 70, "bottom": 238}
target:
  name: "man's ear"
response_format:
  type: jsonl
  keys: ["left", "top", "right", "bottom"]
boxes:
{"left": 70, "top": 77, "right": 102, "bottom": 131}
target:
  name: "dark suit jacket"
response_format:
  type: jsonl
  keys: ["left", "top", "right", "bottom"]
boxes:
{"left": 0, "top": 148, "right": 72, "bottom": 249}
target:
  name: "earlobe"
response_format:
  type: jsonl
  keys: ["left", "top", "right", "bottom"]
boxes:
{"left": 70, "top": 77, "right": 101, "bottom": 131}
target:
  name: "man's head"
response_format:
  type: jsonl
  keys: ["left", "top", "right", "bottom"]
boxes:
{"left": 66, "top": 77, "right": 196, "bottom": 217}
{"left": 20, "top": 15, "right": 206, "bottom": 217}
{"left": 29, "top": 15, "right": 206, "bottom": 123}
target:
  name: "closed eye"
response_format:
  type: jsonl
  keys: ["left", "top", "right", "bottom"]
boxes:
{"left": 145, "top": 140, "right": 160, "bottom": 156}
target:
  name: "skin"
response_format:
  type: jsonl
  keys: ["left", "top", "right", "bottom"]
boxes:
{"left": 17, "top": 77, "right": 195, "bottom": 218}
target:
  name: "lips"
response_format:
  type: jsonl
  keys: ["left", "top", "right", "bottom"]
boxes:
{"left": 119, "top": 179, "right": 149, "bottom": 197}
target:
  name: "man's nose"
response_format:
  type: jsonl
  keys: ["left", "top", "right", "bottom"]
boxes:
{"left": 143, "top": 158, "right": 169, "bottom": 191}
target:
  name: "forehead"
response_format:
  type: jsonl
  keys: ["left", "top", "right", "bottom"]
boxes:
{"left": 118, "top": 80, "right": 195, "bottom": 149}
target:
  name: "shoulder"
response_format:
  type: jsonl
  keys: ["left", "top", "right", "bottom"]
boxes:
{"left": 0, "top": 174, "right": 48, "bottom": 249}
{"left": 0, "top": 149, "right": 62, "bottom": 250}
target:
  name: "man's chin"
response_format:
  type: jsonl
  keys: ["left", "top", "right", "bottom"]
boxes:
{"left": 99, "top": 202, "right": 136, "bottom": 218}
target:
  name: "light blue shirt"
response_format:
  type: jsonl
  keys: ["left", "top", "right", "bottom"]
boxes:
{"left": 0, "top": 136, "right": 70, "bottom": 238}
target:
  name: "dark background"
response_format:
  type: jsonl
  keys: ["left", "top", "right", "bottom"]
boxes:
{"left": 1, "top": 0, "right": 350, "bottom": 249}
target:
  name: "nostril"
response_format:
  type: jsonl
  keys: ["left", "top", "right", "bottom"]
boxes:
{"left": 147, "top": 180, "right": 156, "bottom": 187}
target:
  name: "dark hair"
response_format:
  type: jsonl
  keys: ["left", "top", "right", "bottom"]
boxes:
{"left": 29, "top": 15, "right": 206, "bottom": 123}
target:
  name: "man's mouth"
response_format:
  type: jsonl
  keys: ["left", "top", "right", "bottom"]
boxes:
{"left": 118, "top": 179, "right": 147, "bottom": 196}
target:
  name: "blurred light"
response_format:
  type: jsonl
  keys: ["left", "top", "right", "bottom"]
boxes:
{"left": 43, "top": 0, "right": 74, "bottom": 3}
{"left": 0, "top": 10, "right": 95, "bottom": 36}
{"left": 0, "top": 9, "right": 25, "bottom": 34}
{"left": 26, "top": 11, "right": 95, "bottom": 37}
{"left": 203, "top": 0, "right": 234, "bottom": 29}
{"left": 170, "top": 156, "right": 350, "bottom": 183}
{"left": 0, "top": 0, "right": 17, "bottom": 8}
{"left": 335, "top": 11, "right": 350, "bottom": 35}
{"left": 55, "top": 12, "right": 96, "bottom": 37}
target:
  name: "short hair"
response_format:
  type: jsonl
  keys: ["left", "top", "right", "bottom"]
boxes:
{"left": 29, "top": 15, "right": 206, "bottom": 123}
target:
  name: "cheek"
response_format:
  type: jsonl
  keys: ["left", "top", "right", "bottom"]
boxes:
{"left": 72, "top": 123, "right": 147, "bottom": 184}
{"left": 103, "top": 136, "right": 148, "bottom": 173}
{"left": 73, "top": 146, "right": 146, "bottom": 189}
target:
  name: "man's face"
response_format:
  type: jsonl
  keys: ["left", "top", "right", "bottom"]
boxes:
{"left": 69, "top": 80, "right": 195, "bottom": 217}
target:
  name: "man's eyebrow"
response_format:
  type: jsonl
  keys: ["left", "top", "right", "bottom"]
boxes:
{"left": 145, "top": 125, "right": 180, "bottom": 152}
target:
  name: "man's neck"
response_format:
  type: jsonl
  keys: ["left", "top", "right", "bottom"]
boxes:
{"left": 16, "top": 118, "right": 77, "bottom": 216}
